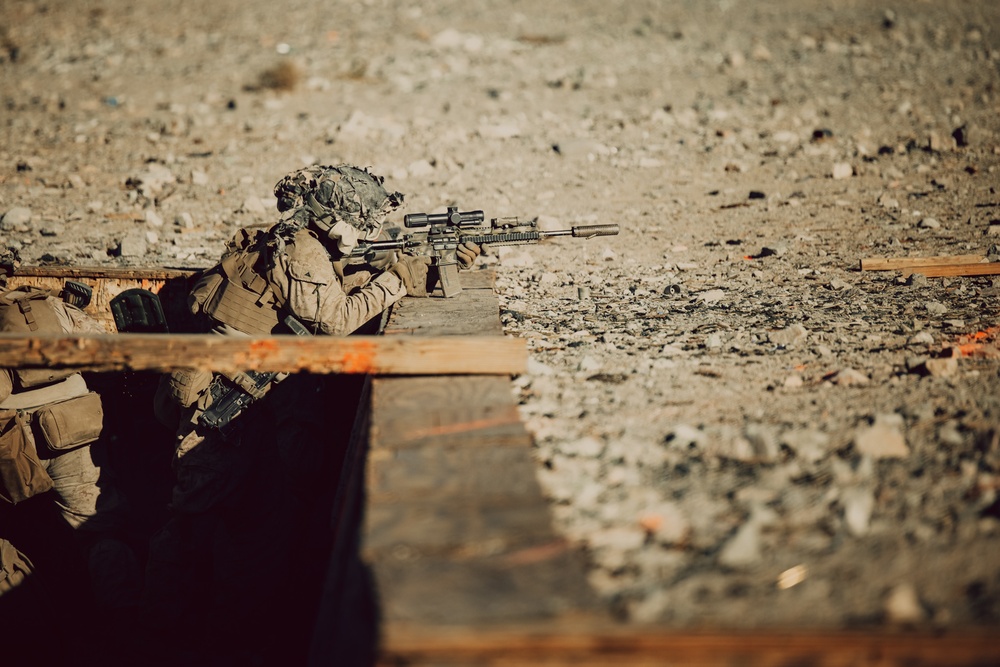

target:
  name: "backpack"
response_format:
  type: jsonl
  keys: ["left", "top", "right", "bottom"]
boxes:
{"left": 0, "top": 287, "right": 75, "bottom": 388}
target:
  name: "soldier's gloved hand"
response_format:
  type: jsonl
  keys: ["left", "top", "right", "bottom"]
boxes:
{"left": 456, "top": 241, "right": 481, "bottom": 270}
{"left": 390, "top": 255, "right": 432, "bottom": 297}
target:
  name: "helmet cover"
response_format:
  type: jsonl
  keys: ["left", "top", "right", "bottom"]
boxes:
{"left": 273, "top": 164, "right": 403, "bottom": 233}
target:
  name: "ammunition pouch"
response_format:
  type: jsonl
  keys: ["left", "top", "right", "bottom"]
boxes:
{"left": 32, "top": 392, "right": 104, "bottom": 455}
{"left": 0, "top": 375, "right": 103, "bottom": 457}
{"left": 0, "top": 409, "right": 53, "bottom": 505}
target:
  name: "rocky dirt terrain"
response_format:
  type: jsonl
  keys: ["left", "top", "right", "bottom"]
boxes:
{"left": 3, "top": 0, "right": 1000, "bottom": 632}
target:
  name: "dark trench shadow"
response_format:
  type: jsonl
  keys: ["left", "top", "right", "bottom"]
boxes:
{"left": 2, "top": 370, "right": 372, "bottom": 667}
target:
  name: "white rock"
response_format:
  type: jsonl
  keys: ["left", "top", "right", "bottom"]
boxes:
{"left": 831, "top": 368, "right": 870, "bottom": 385}
{"left": 145, "top": 210, "right": 164, "bottom": 227}
{"left": 841, "top": 486, "right": 875, "bottom": 536}
{"left": 768, "top": 323, "right": 808, "bottom": 346}
{"left": 884, "top": 583, "right": 926, "bottom": 624}
{"left": 831, "top": 162, "right": 854, "bottom": 179}
{"left": 854, "top": 418, "right": 909, "bottom": 459}
{"left": 119, "top": 230, "right": 148, "bottom": 257}
{"left": 559, "top": 436, "right": 604, "bottom": 458}
{"left": 781, "top": 429, "right": 831, "bottom": 463}
{"left": 924, "top": 301, "right": 947, "bottom": 315}
{"left": 923, "top": 357, "right": 959, "bottom": 377}
{"left": 638, "top": 502, "right": 690, "bottom": 545}
{"left": 718, "top": 520, "right": 761, "bottom": 568}
{"left": 1, "top": 206, "right": 32, "bottom": 230}
{"left": 918, "top": 217, "right": 940, "bottom": 229}
{"left": 784, "top": 374, "right": 804, "bottom": 388}
{"left": 697, "top": 289, "right": 726, "bottom": 305}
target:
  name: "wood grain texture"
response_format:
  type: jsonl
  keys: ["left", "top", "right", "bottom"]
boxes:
{"left": 7, "top": 266, "right": 201, "bottom": 331}
{"left": 0, "top": 332, "right": 527, "bottom": 375}
{"left": 859, "top": 254, "right": 985, "bottom": 270}
{"left": 901, "top": 263, "right": 1000, "bottom": 278}
{"left": 378, "top": 625, "right": 1000, "bottom": 667}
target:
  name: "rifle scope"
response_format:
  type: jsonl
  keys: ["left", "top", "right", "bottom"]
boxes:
{"left": 404, "top": 207, "right": 485, "bottom": 229}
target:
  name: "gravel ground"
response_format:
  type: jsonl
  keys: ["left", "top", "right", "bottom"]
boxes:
{"left": 3, "top": 0, "right": 1000, "bottom": 631}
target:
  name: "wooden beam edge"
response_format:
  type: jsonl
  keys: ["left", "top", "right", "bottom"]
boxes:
{"left": 0, "top": 333, "right": 527, "bottom": 375}
{"left": 380, "top": 624, "right": 1000, "bottom": 662}
{"left": 860, "top": 255, "right": 986, "bottom": 271}
{"left": 901, "top": 263, "right": 1000, "bottom": 278}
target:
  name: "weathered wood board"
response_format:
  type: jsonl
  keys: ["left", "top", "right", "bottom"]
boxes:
{"left": 0, "top": 332, "right": 526, "bottom": 375}
{"left": 860, "top": 254, "right": 986, "bottom": 271}
{"left": 7, "top": 265, "right": 200, "bottom": 331}
{"left": 307, "top": 269, "right": 605, "bottom": 665}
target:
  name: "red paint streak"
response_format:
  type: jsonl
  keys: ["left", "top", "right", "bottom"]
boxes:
{"left": 341, "top": 342, "right": 375, "bottom": 373}
{"left": 249, "top": 339, "right": 280, "bottom": 354}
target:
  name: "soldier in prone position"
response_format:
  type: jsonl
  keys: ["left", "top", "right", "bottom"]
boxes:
{"left": 144, "top": 164, "right": 481, "bottom": 656}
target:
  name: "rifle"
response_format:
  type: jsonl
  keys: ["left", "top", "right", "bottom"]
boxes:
{"left": 350, "top": 207, "right": 619, "bottom": 297}
{"left": 197, "top": 315, "right": 311, "bottom": 436}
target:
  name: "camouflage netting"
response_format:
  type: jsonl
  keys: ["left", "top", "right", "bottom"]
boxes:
{"left": 273, "top": 164, "right": 403, "bottom": 233}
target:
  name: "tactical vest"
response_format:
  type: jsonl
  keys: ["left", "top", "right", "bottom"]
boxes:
{"left": 190, "top": 229, "right": 286, "bottom": 335}
{"left": 0, "top": 287, "right": 76, "bottom": 388}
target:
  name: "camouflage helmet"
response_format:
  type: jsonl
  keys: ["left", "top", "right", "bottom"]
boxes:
{"left": 273, "top": 164, "right": 403, "bottom": 233}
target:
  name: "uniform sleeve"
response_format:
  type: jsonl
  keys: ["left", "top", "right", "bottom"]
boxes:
{"left": 270, "top": 231, "right": 405, "bottom": 335}
{"left": 0, "top": 369, "right": 12, "bottom": 403}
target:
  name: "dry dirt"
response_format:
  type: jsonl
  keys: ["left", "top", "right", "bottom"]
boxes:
{"left": 3, "top": 0, "right": 1000, "bottom": 633}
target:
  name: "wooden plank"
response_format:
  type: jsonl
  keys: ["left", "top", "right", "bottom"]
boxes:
{"left": 371, "top": 548, "right": 600, "bottom": 626}
{"left": 379, "top": 626, "right": 1000, "bottom": 667}
{"left": 341, "top": 266, "right": 607, "bottom": 662}
{"left": 367, "top": 443, "right": 543, "bottom": 502}
{"left": 0, "top": 332, "right": 527, "bottom": 375}
{"left": 12, "top": 265, "right": 198, "bottom": 280}
{"left": 385, "top": 269, "right": 503, "bottom": 336}
{"left": 363, "top": 497, "right": 557, "bottom": 558}
{"left": 370, "top": 375, "right": 528, "bottom": 449}
{"left": 7, "top": 266, "right": 201, "bottom": 331}
{"left": 860, "top": 254, "right": 985, "bottom": 271}
{"left": 902, "top": 263, "right": 1000, "bottom": 278}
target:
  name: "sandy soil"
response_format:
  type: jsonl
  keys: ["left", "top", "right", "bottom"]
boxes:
{"left": 3, "top": 0, "right": 1000, "bottom": 631}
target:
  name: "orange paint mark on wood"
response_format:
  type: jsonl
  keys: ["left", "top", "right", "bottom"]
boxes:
{"left": 342, "top": 341, "right": 376, "bottom": 373}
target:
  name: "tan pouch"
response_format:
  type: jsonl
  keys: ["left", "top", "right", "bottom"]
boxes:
{"left": 187, "top": 269, "right": 225, "bottom": 317}
{"left": 0, "top": 409, "right": 53, "bottom": 504}
{"left": 33, "top": 392, "right": 104, "bottom": 454}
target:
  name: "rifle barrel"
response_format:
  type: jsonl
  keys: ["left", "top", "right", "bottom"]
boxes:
{"left": 541, "top": 224, "right": 620, "bottom": 239}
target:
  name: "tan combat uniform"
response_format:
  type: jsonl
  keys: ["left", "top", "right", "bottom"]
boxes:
{"left": 144, "top": 223, "right": 404, "bottom": 646}
{"left": 0, "top": 288, "right": 141, "bottom": 612}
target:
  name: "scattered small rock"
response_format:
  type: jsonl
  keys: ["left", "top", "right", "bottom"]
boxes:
{"left": 884, "top": 583, "right": 926, "bottom": 624}
{"left": 841, "top": 486, "right": 875, "bottom": 536}
{"left": 831, "top": 162, "right": 853, "bottom": 179}
{"left": 854, "top": 415, "right": 909, "bottom": 459}
{"left": 1, "top": 206, "right": 32, "bottom": 230}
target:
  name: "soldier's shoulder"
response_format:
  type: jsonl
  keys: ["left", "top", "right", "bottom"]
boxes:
{"left": 285, "top": 230, "right": 334, "bottom": 284}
